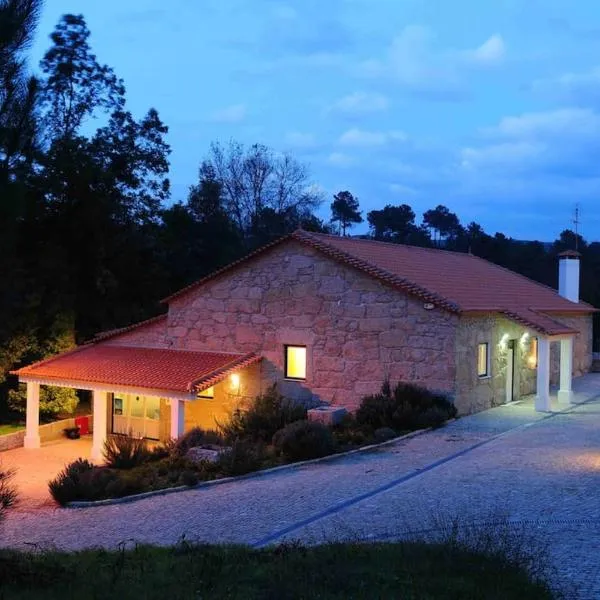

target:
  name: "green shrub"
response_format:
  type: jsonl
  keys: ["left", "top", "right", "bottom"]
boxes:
{"left": 173, "top": 427, "right": 223, "bottom": 456}
{"left": 356, "top": 381, "right": 456, "bottom": 432}
{"left": 272, "top": 420, "right": 336, "bottom": 462}
{"left": 48, "top": 459, "right": 100, "bottom": 506}
{"left": 216, "top": 439, "right": 264, "bottom": 476}
{"left": 373, "top": 427, "right": 397, "bottom": 443}
{"left": 103, "top": 434, "right": 151, "bottom": 469}
{"left": 8, "top": 384, "right": 79, "bottom": 418}
{"left": 180, "top": 470, "right": 200, "bottom": 486}
{"left": 0, "top": 467, "right": 17, "bottom": 521}
{"left": 220, "top": 385, "right": 306, "bottom": 443}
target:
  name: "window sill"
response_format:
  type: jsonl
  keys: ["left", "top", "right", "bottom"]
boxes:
{"left": 283, "top": 378, "right": 307, "bottom": 383}
{"left": 477, "top": 375, "right": 491, "bottom": 381}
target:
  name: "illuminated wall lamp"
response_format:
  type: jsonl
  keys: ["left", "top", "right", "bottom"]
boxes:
{"left": 230, "top": 373, "right": 240, "bottom": 393}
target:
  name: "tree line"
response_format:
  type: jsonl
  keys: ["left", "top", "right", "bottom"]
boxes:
{"left": 1, "top": 2, "right": 598, "bottom": 418}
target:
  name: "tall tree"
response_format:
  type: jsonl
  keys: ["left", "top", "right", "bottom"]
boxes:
{"left": 39, "top": 13, "right": 124, "bottom": 142}
{"left": 423, "top": 204, "right": 462, "bottom": 245}
{"left": 205, "top": 140, "right": 322, "bottom": 236}
{"left": 331, "top": 190, "right": 362, "bottom": 236}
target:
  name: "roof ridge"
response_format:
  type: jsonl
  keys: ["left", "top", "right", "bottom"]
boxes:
{"left": 302, "top": 231, "right": 477, "bottom": 258}
{"left": 467, "top": 253, "right": 594, "bottom": 310}
{"left": 92, "top": 313, "right": 168, "bottom": 343}
{"left": 292, "top": 229, "right": 461, "bottom": 312}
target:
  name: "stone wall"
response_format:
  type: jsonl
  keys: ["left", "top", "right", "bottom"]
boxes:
{"left": 0, "top": 416, "right": 90, "bottom": 452}
{"left": 455, "top": 313, "right": 594, "bottom": 414}
{"left": 105, "top": 317, "right": 169, "bottom": 348}
{"left": 455, "top": 316, "right": 537, "bottom": 415}
{"left": 165, "top": 241, "right": 458, "bottom": 412}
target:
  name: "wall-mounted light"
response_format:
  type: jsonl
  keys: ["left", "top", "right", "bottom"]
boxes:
{"left": 230, "top": 373, "right": 240, "bottom": 393}
{"left": 499, "top": 333, "right": 510, "bottom": 349}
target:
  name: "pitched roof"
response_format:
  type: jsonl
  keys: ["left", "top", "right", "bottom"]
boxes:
{"left": 12, "top": 346, "right": 261, "bottom": 395}
{"left": 163, "top": 230, "right": 595, "bottom": 336}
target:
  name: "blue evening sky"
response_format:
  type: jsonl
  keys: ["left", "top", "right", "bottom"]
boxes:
{"left": 31, "top": 0, "right": 600, "bottom": 240}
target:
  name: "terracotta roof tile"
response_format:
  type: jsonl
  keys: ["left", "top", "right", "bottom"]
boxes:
{"left": 13, "top": 346, "right": 261, "bottom": 395}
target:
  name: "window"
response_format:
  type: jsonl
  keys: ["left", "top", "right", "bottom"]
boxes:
{"left": 285, "top": 345, "right": 307, "bottom": 380}
{"left": 477, "top": 343, "right": 489, "bottom": 377}
{"left": 198, "top": 386, "right": 214, "bottom": 399}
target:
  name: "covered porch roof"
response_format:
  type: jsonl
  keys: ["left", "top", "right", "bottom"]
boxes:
{"left": 12, "top": 345, "right": 262, "bottom": 399}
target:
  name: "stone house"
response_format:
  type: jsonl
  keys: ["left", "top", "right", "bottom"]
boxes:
{"left": 14, "top": 231, "right": 595, "bottom": 459}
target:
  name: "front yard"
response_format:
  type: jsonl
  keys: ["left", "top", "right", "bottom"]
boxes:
{"left": 0, "top": 541, "right": 553, "bottom": 599}
{"left": 49, "top": 382, "right": 457, "bottom": 505}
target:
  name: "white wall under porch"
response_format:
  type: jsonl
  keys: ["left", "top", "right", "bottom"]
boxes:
{"left": 535, "top": 335, "right": 575, "bottom": 412}
{"left": 19, "top": 377, "right": 193, "bottom": 461}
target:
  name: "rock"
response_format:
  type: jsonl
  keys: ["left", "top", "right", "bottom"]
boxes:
{"left": 307, "top": 406, "right": 347, "bottom": 426}
{"left": 185, "top": 447, "right": 221, "bottom": 464}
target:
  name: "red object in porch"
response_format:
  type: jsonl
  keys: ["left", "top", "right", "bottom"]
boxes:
{"left": 74, "top": 416, "right": 89, "bottom": 435}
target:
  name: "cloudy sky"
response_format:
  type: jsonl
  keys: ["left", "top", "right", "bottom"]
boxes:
{"left": 31, "top": 0, "right": 600, "bottom": 240}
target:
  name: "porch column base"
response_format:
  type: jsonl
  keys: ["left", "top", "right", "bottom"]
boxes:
{"left": 23, "top": 435, "right": 41, "bottom": 449}
{"left": 557, "top": 389, "right": 573, "bottom": 406}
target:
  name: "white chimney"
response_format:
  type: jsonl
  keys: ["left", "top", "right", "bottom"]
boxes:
{"left": 558, "top": 250, "right": 580, "bottom": 303}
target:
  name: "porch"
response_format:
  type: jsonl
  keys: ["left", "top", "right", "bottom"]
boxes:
{"left": 11, "top": 345, "right": 263, "bottom": 460}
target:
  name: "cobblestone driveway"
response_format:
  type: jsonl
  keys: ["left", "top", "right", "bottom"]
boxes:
{"left": 2, "top": 375, "right": 600, "bottom": 597}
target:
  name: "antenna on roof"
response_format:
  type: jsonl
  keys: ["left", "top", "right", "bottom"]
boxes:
{"left": 572, "top": 203, "right": 580, "bottom": 251}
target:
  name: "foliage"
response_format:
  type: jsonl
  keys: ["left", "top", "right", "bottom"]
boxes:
{"left": 272, "top": 420, "right": 336, "bottom": 461}
{"left": 0, "top": 466, "right": 17, "bottom": 521}
{"left": 173, "top": 427, "right": 223, "bottom": 456}
{"left": 48, "top": 458, "right": 96, "bottom": 505}
{"left": 330, "top": 190, "right": 362, "bottom": 236}
{"left": 102, "top": 434, "right": 151, "bottom": 469}
{"left": 423, "top": 204, "right": 462, "bottom": 245}
{"left": 356, "top": 381, "right": 457, "bottom": 432}
{"left": 0, "top": 542, "right": 554, "bottom": 599}
{"left": 8, "top": 384, "right": 78, "bottom": 417}
{"left": 216, "top": 439, "right": 265, "bottom": 476}
{"left": 219, "top": 385, "right": 307, "bottom": 443}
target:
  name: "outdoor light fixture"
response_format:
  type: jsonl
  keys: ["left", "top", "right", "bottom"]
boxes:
{"left": 499, "top": 333, "right": 510, "bottom": 349}
{"left": 230, "top": 373, "right": 240, "bottom": 392}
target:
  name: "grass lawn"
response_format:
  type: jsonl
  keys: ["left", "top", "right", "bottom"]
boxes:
{"left": 0, "top": 541, "right": 553, "bottom": 599}
{"left": 0, "top": 424, "right": 24, "bottom": 436}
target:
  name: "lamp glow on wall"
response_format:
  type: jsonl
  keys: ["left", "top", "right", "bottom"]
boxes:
{"left": 499, "top": 333, "right": 510, "bottom": 349}
{"left": 230, "top": 373, "right": 241, "bottom": 394}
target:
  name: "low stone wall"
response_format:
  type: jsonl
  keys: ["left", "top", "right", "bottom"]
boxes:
{"left": 0, "top": 415, "right": 91, "bottom": 452}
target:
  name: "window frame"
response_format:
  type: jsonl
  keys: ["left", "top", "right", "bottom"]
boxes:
{"left": 477, "top": 342, "right": 490, "bottom": 378}
{"left": 284, "top": 344, "right": 307, "bottom": 381}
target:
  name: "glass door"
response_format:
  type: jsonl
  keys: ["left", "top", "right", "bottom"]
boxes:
{"left": 112, "top": 394, "right": 161, "bottom": 440}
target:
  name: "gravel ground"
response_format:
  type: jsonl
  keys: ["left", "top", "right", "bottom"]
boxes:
{"left": 2, "top": 375, "right": 600, "bottom": 598}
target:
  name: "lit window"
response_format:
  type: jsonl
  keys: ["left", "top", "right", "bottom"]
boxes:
{"left": 477, "top": 343, "right": 489, "bottom": 377}
{"left": 285, "top": 345, "right": 307, "bottom": 380}
{"left": 198, "top": 386, "right": 214, "bottom": 399}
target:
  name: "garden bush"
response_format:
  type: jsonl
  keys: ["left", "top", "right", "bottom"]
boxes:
{"left": 48, "top": 459, "right": 106, "bottom": 505}
{"left": 356, "top": 380, "right": 457, "bottom": 432}
{"left": 216, "top": 439, "right": 264, "bottom": 476}
{"left": 272, "top": 420, "right": 335, "bottom": 462}
{"left": 103, "top": 434, "right": 151, "bottom": 469}
{"left": 219, "top": 385, "right": 306, "bottom": 443}
{"left": 0, "top": 467, "right": 17, "bottom": 522}
{"left": 173, "top": 427, "right": 223, "bottom": 456}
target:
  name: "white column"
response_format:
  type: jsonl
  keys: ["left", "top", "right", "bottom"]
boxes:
{"left": 557, "top": 337, "right": 574, "bottom": 406}
{"left": 170, "top": 399, "right": 185, "bottom": 439}
{"left": 91, "top": 390, "right": 108, "bottom": 461}
{"left": 535, "top": 337, "right": 551, "bottom": 412}
{"left": 24, "top": 381, "right": 41, "bottom": 449}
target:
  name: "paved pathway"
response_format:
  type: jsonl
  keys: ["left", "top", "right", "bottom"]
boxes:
{"left": 2, "top": 375, "right": 600, "bottom": 597}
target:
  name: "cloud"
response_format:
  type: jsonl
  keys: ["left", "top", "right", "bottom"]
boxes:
{"left": 531, "top": 67, "right": 600, "bottom": 105}
{"left": 284, "top": 131, "right": 318, "bottom": 148}
{"left": 355, "top": 26, "right": 505, "bottom": 100}
{"left": 329, "top": 91, "right": 390, "bottom": 115}
{"left": 464, "top": 34, "right": 506, "bottom": 66}
{"left": 327, "top": 152, "right": 356, "bottom": 167}
{"left": 338, "top": 127, "right": 407, "bottom": 147}
{"left": 209, "top": 104, "right": 247, "bottom": 123}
